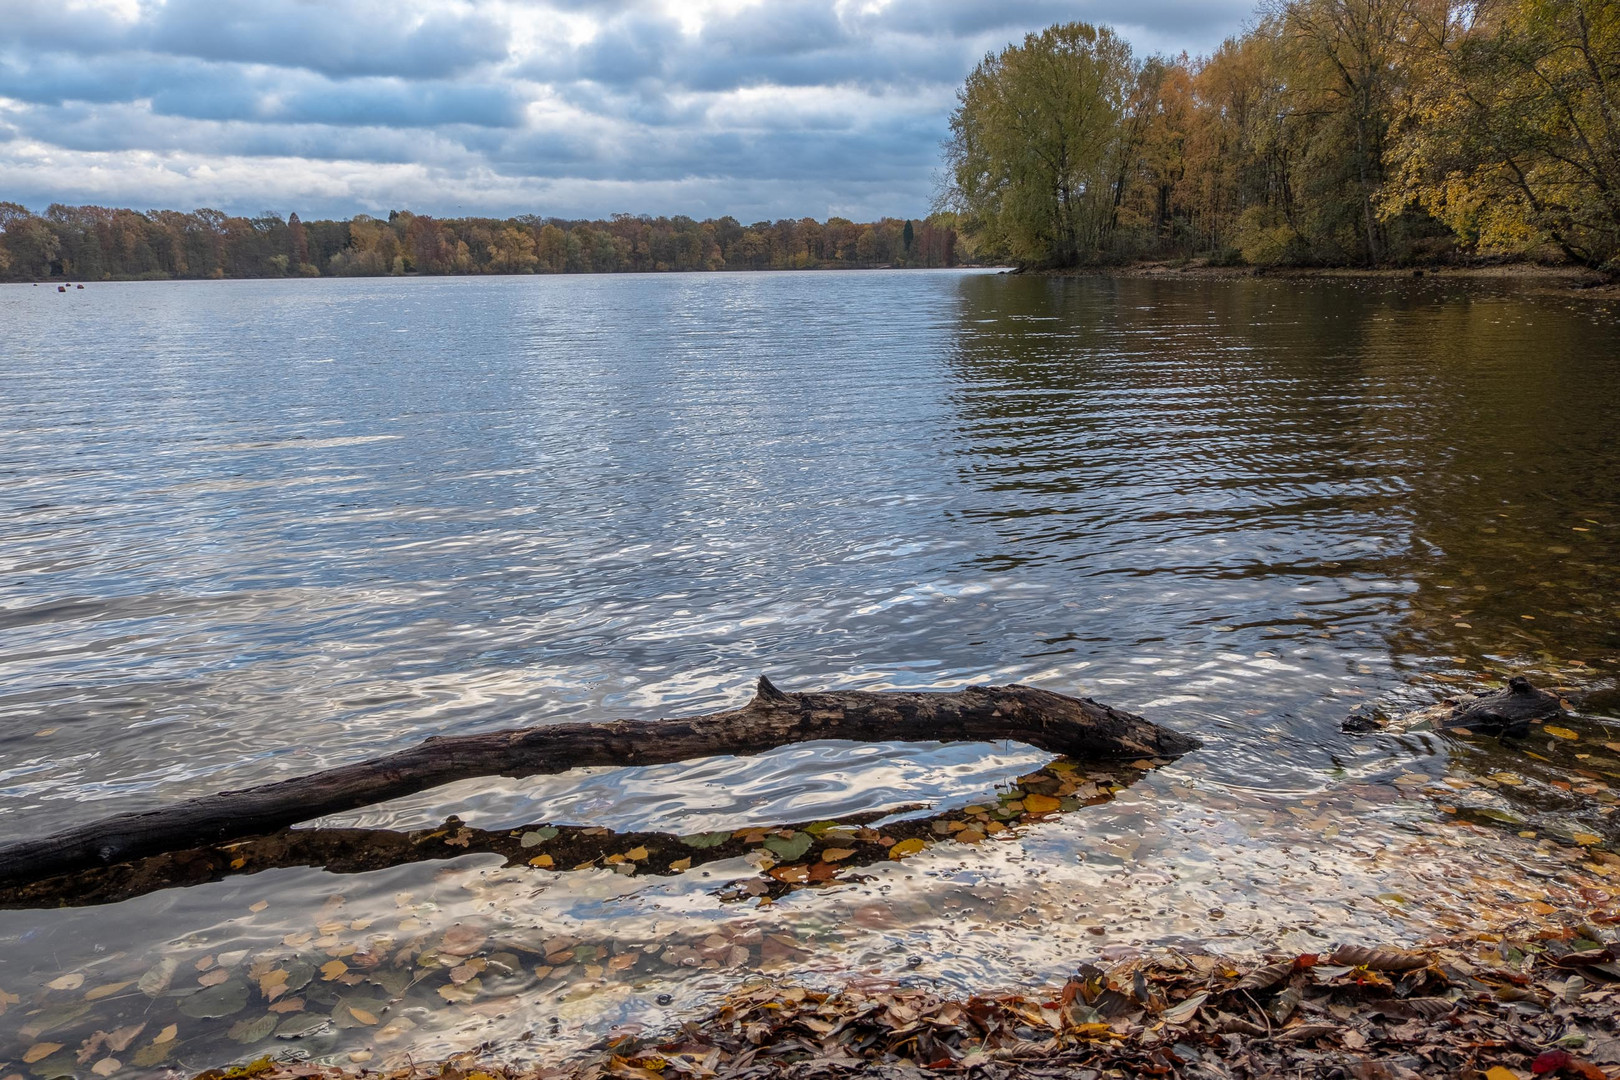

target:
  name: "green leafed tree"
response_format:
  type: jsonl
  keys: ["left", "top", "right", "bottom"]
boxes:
{"left": 939, "top": 22, "right": 1142, "bottom": 268}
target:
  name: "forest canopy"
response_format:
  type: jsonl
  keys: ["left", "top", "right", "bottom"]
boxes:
{"left": 0, "top": 206, "right": 960, "bottom": 282}
{"left": 938, "top": 0, "right": 1620, "bottom": 270}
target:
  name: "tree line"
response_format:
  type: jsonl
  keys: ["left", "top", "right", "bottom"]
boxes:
{"left": 0, "top": 204, "right": 960, "bottom": 282}
{"left": 940, "top": 0, "right": 1620, "bottom": 270}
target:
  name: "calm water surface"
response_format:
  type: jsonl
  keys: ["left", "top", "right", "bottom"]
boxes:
{"left": 1, "top": 271, "right": 1618, "bottom": 1073}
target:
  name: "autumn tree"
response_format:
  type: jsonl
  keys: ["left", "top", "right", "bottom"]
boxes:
{"left": 1386, "top": 0, "right": 1620, "bottom": 266}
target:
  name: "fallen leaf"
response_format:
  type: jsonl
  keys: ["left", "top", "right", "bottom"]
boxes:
{"left": 198, "top": 968, "right": 230, "bottom": 988}
{"left": 439, "top": 925, "right": 487, "bottom": 957}
{"left": 669, "top": 857, "right": 692, "bottom": 872}
{"left": 763, "top": 833, "right": 813, "bottom": 861}
{"left": 24, "top": 1043, "right": 63, "bottom": 1064}
{"left": 47, "top": 974, "right": 84, "bottom": 991}
{"left": 1023, "top": 794, "right": 1061, "bottom": 814}
{"left": 1485, "top": 1068, "right": 1520, "bottom": 1080}
{"left": 249, "top": 901, "right": 269, "bottom": 913}
{"left": 822, "top": 848, "right": 857, "bottom": 862}
{"left": 85, "top": 981, "right": 131, "bottom": 1001}
{"left": 347, "top": 1007, "right": 379, "bottom": 1026}
{"left": 1329, "top": 945, "right": 1428, "bottom": 971}
{"left": 528, "top": 854, "right": 555, "bottom": 868}
{"left": 91, "top": 1058, "right": 121, "bottom": 1076}
{"left": 1545, "top": 726, "right": 1580, "bottom": 740}
{"left": 320, "top": 961, "right": 348, "bottom": 981}
{"left": 520, "top": 827, "right": 559, "bottom": 847}
{"left": 1533, "top": 1050, "right": 1571, "bottom": 1075}
{"left": 889, "top": 838, "right": 928, "bottom": 860}
{"left": 154, "top": 1024, "right": 178, "bottom": 1044}
{"left": 1161, "top": 992, "right": 1208, "bottom": 1024}
{"left": 625, "top": 846, "right": 650, "bottom": 861}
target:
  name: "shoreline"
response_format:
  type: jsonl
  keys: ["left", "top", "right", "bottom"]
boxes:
{"left": 1029, "top": 260, "right": 1620, "bottom": 297}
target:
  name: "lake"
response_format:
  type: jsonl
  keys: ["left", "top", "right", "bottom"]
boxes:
{"left": 2, "top": 270, "right": 1617, "bottom": 1073}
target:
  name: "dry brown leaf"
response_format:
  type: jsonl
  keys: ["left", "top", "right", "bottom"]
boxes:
{"left": 1328, "top": 945, "right": 1428, "bottom": 972}
{"left": 24, "top": 1043, "right": 63, "bottom": 1063}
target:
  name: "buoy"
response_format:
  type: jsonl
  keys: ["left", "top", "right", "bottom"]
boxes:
{"left": 57, "top": 285, "right": 65, "bottom": 292}
{"left": 76, "top": 284, "right": 84, "bottom": 289}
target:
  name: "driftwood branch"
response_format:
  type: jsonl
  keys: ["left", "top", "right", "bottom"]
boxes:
{"left": 0, "top": 756, "right": 1149, "bottom": 908}
{"left": 0, "top": 676, "right": 1198, "bottom": 890}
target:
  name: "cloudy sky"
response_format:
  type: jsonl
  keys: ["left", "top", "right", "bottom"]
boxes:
{"left": 0, "top": 0, "right": 1252, "bottom": 222}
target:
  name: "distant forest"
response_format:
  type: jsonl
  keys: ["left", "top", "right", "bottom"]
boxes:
{"left": 941, "top": 0, "right": 1620, "bottom": 270}
{"left": 0, "top": 205, "right": 961, "bottom": 282}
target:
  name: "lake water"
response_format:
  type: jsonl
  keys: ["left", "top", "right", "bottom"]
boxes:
{"left": 2, "top": 271, "right": 1618, "bottom": 1074}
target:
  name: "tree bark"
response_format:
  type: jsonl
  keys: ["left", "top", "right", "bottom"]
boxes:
{"left": 0, "top": 677, "right": 1198, "bottom": 889}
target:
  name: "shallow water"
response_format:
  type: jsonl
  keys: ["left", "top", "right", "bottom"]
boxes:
{"left": 1, "top": 271, "right": 1618, "bottom": 1074}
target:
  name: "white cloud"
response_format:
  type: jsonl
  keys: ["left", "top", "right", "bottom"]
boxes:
{"left": 0, "top": 0, "right": 1253, "bottom": 219}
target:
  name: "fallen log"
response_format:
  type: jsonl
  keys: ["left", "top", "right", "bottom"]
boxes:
{"left": 0, "top": 676, "right": 1198, "bottom": 889}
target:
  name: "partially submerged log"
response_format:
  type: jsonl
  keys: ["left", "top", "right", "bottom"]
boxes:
{"left": 0, "top": 756, "right": 1146, "bottom": 908}
{"left": 1342, "top": 676, "right": 1568, "bottom": 736}
{"left": 0, "top": 676, "right": 1198, "bottom": 890}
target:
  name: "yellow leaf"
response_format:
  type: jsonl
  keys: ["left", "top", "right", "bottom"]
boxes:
{"left": 348, "top": 1007, "right": 379, "bottom": 1026}
{"left": 47, "top": 974, "right": 84, "bottom": 991}
{"left": 92, "top": 1058, "right": 122, "bottom": 1076}
{"left": 625, "top": 846, "right": 650, "bottom": 861}
{"left": 1023, "top": 794, "right": 1061, "bottom": 814}
{"left": 249, "top": 901, "right": 268, "bottom": 913}
{"left": 888, "top": 838, "right": 928, "bottom": 860}
{"left": 229, "top": 857, "right": 246, "bottom": 869}
{"left": 822, "top": 848, "right": 857, "bottom": 862}
{"left": 1544, "top": 726, "right": 1579, "bottom": 740}
{"left": 1484, "top": 1068, "right": 1519, "bottom": 1080}
{"left": 669, "top": 857, "right": 692, "bottom": 871}
{"left": 1573, "top": 833, "right": 1603, "bottom": 846}
{"left": 528, "top": 854, "right": 554, "bottom": 868}
{"left": 24, "top": 1043, "right": 63, "bottom": 1063}
{"left": 155, "top": 1024, "right": 178, "bottom": 1044}
{"left": 85, "top": 981, "right": 132, "bottom": 1001}
{"left": 320, "top": 961, "right": 348, "bottom": 981}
